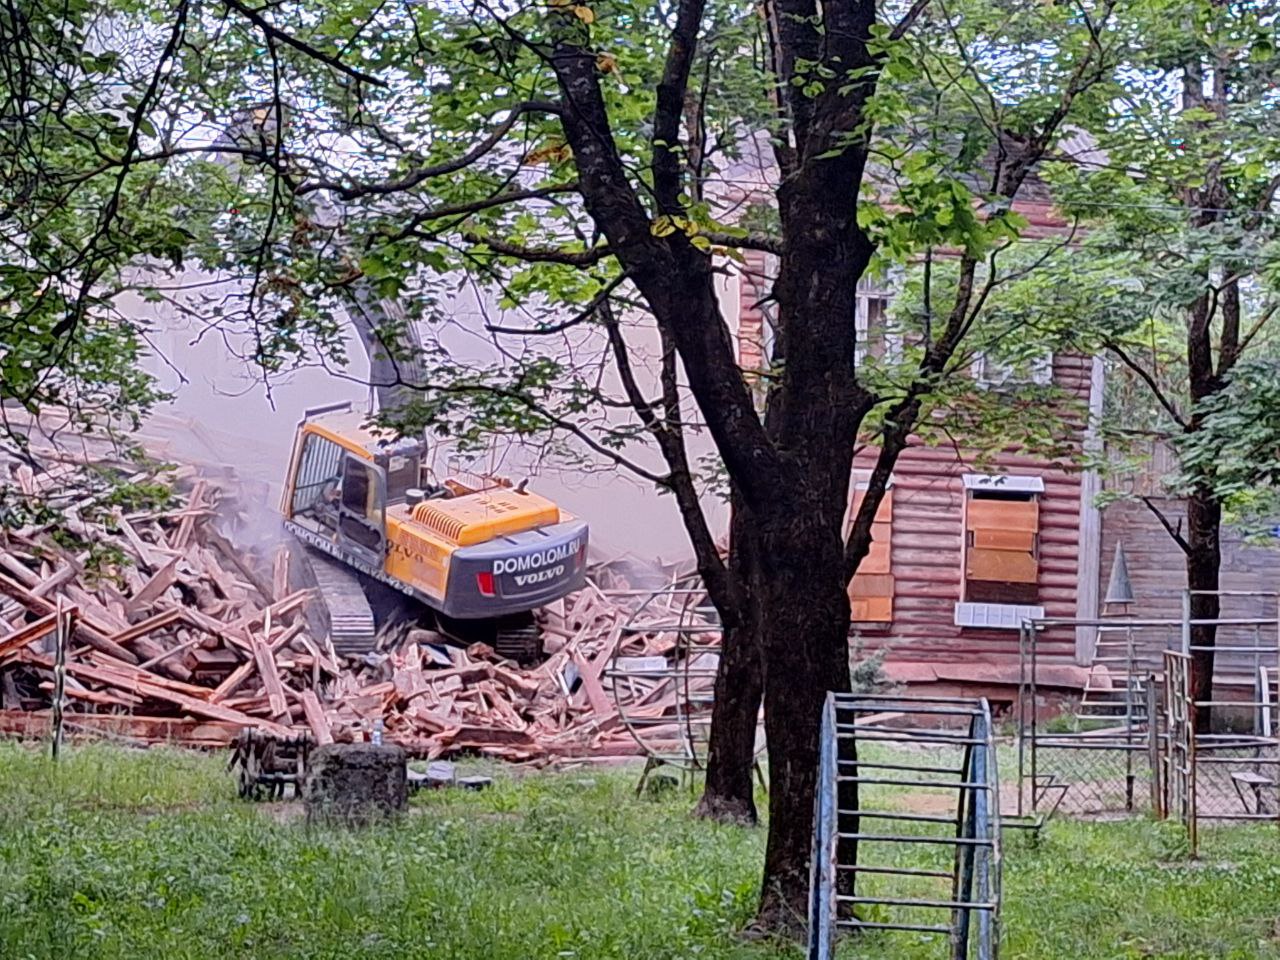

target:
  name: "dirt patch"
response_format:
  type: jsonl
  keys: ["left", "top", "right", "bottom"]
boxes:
{"left": 891, "top": 782, "right": 1022, "bottom": 816}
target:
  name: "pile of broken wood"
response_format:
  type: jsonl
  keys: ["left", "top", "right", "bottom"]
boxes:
{"left": 0, "top": 438, "right": 724, "bottom": 765}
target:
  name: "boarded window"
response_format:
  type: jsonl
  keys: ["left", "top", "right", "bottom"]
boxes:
{"left": 962, "top": 475, "right": 1041, "bottom": 605}
{"left": 846, "top": 479, "right": 894, "bottom": 623}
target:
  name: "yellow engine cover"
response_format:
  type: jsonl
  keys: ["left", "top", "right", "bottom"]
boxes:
{"left": 409, "top": 490, "right": 560, "bottom": 546}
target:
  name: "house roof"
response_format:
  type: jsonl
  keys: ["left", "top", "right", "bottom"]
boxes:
{"left": 711, "top": 127, "right": 1106, "bottom": 209}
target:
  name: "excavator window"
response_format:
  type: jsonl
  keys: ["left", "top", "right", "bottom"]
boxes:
{"left": 384, "top": 453, "right": 419, "bottom": 503}
{"left": 290, "top": 432, "right": 343, "bottom": 531}
{"left": 338, "top": 456, "right": 384, "bottom": 553}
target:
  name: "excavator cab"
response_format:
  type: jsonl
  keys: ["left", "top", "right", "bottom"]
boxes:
{"left": 281, "top": 402, "right": 588, "bottom": 657}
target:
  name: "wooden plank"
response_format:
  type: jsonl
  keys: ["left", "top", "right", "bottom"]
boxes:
{"left": 177, "top": 606, "right": 253, "bottom": 655}
{"left": 38, "top": 681, "right": 142, "bottom": 709}
{"left": 966, "top": 498, "right": 1038, "bottom": 533}
{"left": 851, "top": 596, "right": 893, "bottom": 622}
{"left": 233, "top": 589, "right": 310, "bottom": 632}
{"left": 208, "top": 620, "right": 304, "bottom": 703}
{"left": 851, "top": 486, "right": 893, "bottom": 522}
{"left": 29, "top": 565, "right": 77, "bottom": 598}
{"left": 71, "top": 651, "right": 214, "bottom": 699}
{"left": 973, "top": 528, "right": 1036, "bottom": 551}
{"left": 859, "top": 533, "right": 892, "bottom": 575}
{"left": 0, "top": 552, "right": 39, "bottom": 587}
{"left": 137, "top": 637, "right": 203, "bottom": 671}
{"left": 0, "top": 573, "right": 138, "bottom": 663}
{"left": 203, "top": 528, "right": 274, "bottom": 605}
{"left": 170, "top": 480, "right": 206, "bottom": 550}
{"left": 115, "top": 515, "right": 158, "bottom": 568}
{"left": 571, "top": 649, "right": 615, "bottom": 719}
{"left": 299, "top": 689, "right": 334, "bottom": 745}
{"left": 124, "top": 555, "right": 180, "bottom": 616}
{"left": 966, "top": 548, "right": 1038, "bottom": 584}
{"left": 0, "top": 710, "right": 245, "bottom": 747}
{"left": 63, "top": 585, "right": 129, "bottom": 632}
{"left": 272, "top": 548, "right": 290, "bottom": 602}
{"left": 252, "top": 637, "right": 290, "bottom": 720}
{"left": 111, "top": 608, "right": 183, "bottom": 646}
{"left": 849, "top": 573, "right": 895, "bottom": 599}
{"left": 21, "top": 653, "right": 293, "bottom": 736}
{"left": 0, "top": 609, "right": 72, "bottom": 661}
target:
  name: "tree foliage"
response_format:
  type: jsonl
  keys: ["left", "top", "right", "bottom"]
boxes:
{"left": 2, "top": 0, "right": 1148, "bottom": 926}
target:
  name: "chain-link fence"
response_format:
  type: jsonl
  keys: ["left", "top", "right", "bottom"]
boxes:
{"left": 1027, "top": 742, "right": 1155, "bottom": 817}
{"left": 1018, "top": 596, "right": 1280, "bottom": 847}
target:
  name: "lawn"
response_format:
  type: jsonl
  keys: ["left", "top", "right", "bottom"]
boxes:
{"left": 1, "top": 742, "right": 1279, "bottom": 959}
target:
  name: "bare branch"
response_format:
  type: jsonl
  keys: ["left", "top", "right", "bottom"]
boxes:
{"left": 1234, "top": 303, "right": 1278, "bottom": 359}
{"left": 221, "top": 0, "right": 388, "bottom": 87}
{"left": 1105, "top": 338, "right": 1189, "bottom": 430}
{"left": 465, "top": 233, "right": 613, "bottom": 266}
{"left": 381, "top": 183, "right": 580, "bottom": 244}
{"left": 485, "top": 275, "right": 627, "bottom": 335}
{"left": 889, "top": 0, "right": 932, "bottom": 41}
{"left": 1141, "top": 496, "right": 1192, "bottom": 555}
{"left": 298, "top": 101, "right": 562, "bottom": 199}
{"left": 599, "top": 301, "right": 738, "bottom": 619}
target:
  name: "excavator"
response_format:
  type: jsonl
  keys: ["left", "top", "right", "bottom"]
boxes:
{"left": 280, "top": 402, "right": 589, "bottom": 661}
{"left": 211, "top": 105, "right": 588, "bottom": 662}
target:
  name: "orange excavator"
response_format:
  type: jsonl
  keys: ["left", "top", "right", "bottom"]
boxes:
{"left": 281, "top": 402, "right": 588, "bottom": 661}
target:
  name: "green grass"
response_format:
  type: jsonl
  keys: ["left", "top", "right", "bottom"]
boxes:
{"left": 1, "top": 742, "right": 1279, "bottom": 959}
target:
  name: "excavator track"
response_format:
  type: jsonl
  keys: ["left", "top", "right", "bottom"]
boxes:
{"left": 435, "top": 611, "right": 544, "bottom": 665}
{"left": 492, "top": 616, "right": 543, "bottom": 665}
{"left": 302, "top": 549, "right": 377, "bottom": 657}
{"left": 294, "top": 540, "right": 543, "bottom": 663}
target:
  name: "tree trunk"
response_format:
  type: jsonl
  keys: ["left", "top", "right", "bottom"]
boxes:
{"left": 695, "top": 619, "right": 762, "bottom": 822}
{"left": 696, "top": 497, "right": 762, "bottom": 823}
{"left": 754, "top": 512, "right": 852, "bottom": 933}
{"left": 1186, "top": 487, "right": 1221, "bottom": 729}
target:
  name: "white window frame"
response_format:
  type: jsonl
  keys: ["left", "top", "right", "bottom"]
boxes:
{"left": 962, "top": 473, "right": 1045, "bottom": 494}
{"left": 972, "top": 350, "right": 1053, "bottom": 389}
{"left": 955, "top": 471, "right": 1044, "bottom": 629}
{"left": 854, "top": 275, "right": 902, "bottom": 367}
{"left": 844, "top": 468, "right": 895, "bottom": 538}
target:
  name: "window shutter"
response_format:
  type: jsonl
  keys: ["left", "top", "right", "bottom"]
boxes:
{"left": 848, "top": 485, "right": 894, "bottom": 622}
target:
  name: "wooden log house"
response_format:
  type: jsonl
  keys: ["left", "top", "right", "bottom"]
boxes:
{"left": 728, "top": 196, "right": 1101, "bottom": 699}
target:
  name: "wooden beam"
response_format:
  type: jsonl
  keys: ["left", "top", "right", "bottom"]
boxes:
{"left": 209, "top": 621, "right": 304, "bottom": 703}
{"left": 233, "top": 589, "right": 311, "bottom": 633}
{"left": 30, "top": 565, "right": 77, "bottom": 598}
{"left": 137, "top": 636, "right": 202, "bottom": 671}
{"left": 203, "top": 528, "right": 275, "bottom": 605}
{"left": 22, "top": 653, "right": 293, "bottom": 736}
{"left": 170, "top": 480, "right": 206, "bottom": 550}
{"left": 0, "top": 574, "right": 138, "bottom": 663}
{"left": 111, "top": 608, "right": 183, "bottom": 646}
{"left": 299, "top": 689, "right": 334, "bottom": 745}
{"left": 125, "top": 555, "right": 181, "bottom": 616}
{"left": 115, "top": 515, "right": 158, "bottom": 569}
{"left": 0, "top": 608, "right": 75, "bottom": 662}
{"left": 252, "top": 637, "right": 290, "bottom": 720}
{"left": 272, "top": 548, "right": 290, "bottom": 602}
{"left": 0, "top": 710, "right": 246, "bottom": 747}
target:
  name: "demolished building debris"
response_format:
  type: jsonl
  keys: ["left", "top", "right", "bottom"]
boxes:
{"left": 0, "top": 437, "right": 721, "bottom": 764}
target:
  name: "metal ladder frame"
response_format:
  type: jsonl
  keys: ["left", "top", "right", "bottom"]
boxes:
{"left": 809, "top": 693, "right": 1002, "bottom": 959}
